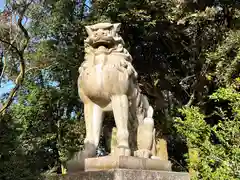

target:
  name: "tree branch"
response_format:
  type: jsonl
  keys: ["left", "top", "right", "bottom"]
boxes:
{"left": 0, "top": 38, "right": 22, "bottom": 57}
{"left": 0, "top": 2, "right": 31, "bottom": 115}
{"left": 0, "top": 31, "right": 21, "bottom": 85}
{"left": 185, "top": 90, "right": 195, "bottom": 107}
{"left": 0, "top": 55, "right": 6, "bottom": 85}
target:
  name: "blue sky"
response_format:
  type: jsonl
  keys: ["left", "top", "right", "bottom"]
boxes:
{"left": 0, "top": 0, "right": 5, "bottom": 11}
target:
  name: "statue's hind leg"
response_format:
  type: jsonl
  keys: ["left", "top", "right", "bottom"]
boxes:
{"left": 135, "top": 105, "right": 155, "bottom": 158}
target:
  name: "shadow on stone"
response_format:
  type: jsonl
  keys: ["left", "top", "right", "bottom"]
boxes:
{"left": 66, "top": 142, "right": 97, "bottom": 172}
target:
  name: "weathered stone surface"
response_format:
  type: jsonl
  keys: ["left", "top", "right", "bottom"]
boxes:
{"left": 75, "top": 22, "right": 157, "bottom": 162}
{"left": 47, "top": 169, "right": 190, "bottom": 180}
{"left": 85, "top": 155, "right": 172, "bottom": 171}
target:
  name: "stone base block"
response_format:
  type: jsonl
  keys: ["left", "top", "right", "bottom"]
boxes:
{"left": 47, "top": 169, "right": 190, "bottom": 180}
{"left": 85, "top": 156, "right": 172, "bottom": 171}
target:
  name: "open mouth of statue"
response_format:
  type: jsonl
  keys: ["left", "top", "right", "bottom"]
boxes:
{"left": 92, "top": 41, "right": 114, "bottom": 49}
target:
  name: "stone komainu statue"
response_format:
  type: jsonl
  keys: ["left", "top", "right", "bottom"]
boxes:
{"left": 77, "top": 22, "right": 156, "bottom": 160}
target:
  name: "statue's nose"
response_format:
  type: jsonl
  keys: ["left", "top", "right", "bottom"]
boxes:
{"left": 97, "top": 30, "right": 106, "bottom": 36}
{"left": 94, "top": 30, "right": 106, "bottom": 40}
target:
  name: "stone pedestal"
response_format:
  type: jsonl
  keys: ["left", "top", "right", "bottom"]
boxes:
{"left": 85, "top": 156, "right": 172, "bottom": 171}
{"left": 47, "top": 156, "right": 190, "bottom": 180}
{"left": 47, "top": 169, "right": 190, "bottom": 180}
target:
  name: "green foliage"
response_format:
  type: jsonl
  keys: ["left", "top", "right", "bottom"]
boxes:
{"left": 0, "top": 113, "right": 44, "bottom": 180}
{"left": 206, "top": 30, "right": 240, "bottom": 86}
{"left": 1, "top": 0, "right": 86, "bottom": 177}
{"left": 175, "top": 85, "right": 240, "bottom": 179}
{"left": 1, "top": 0, "right": 240, "bottom": 178}
{"left": 175, "top": 107, "right": 210, "bottom": 148}
{"left": 0, "top": 80, "right": 85, "bottom": 178}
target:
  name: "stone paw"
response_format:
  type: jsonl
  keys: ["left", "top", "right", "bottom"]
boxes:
{"left": 134, "top": 149, "right": 151, "bottom": 158}
{"left": 113, "top": 146, "right": 131, "bottom": 156}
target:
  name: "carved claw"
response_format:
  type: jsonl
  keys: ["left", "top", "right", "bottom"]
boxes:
{"left": 134, "top": 149, "right": 152, "bottom": 158}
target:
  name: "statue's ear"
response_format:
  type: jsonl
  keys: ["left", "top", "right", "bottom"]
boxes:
{"left": 113, "top": 23, "right": 121, "bottom": 33}
{"left": 85, "top": 26, "right": 93, "bottom": 36}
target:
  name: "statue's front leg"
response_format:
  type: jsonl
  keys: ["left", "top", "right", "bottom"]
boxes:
{"left": 67, "top": 102, "right": 104, "bottom": 172}
{"left": 111, "top": 95, "right": 131, "bottom": 156}
{"left": 83, "top": 102, "right": 104, "bottom": 157}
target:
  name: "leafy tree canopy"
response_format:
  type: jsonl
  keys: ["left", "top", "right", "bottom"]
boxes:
{"left": 0, "top": 0, "right": 239, "bottom": 179}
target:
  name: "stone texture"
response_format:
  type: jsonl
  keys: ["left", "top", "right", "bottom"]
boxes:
{"left": 85, "top": 155, "right": 172, "bottom": 172}
{"left": 75, "top": 22, "right": 157, "bottom": 161}
{"left": 46, "top": 169, "right": 190, "bottom": 180}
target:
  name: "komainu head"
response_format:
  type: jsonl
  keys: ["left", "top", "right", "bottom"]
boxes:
{"left": 84, "top": 23, "right": 124, "bottom": 49}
